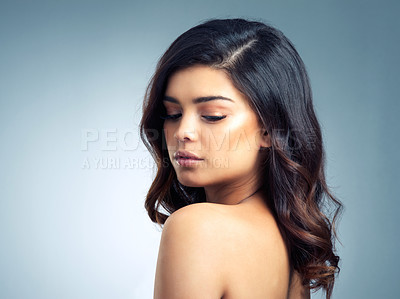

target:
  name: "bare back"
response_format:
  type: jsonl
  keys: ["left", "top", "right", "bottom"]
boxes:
{"left": 155, "top": 197, "right": 310, "bottom": 299}
{"left": 208, "top": 198, "right": 310, "bottom": 299}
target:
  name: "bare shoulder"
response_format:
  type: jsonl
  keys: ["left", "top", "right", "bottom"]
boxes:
{"left": 160, "top": 202, "right": 232, "bottom": 248}
{"left": 164, "top": 202, "right": 227, "bottom": 228}
{"left": 154, "top": 201, "right": 293, "bottom": 298}
{"left": 154, "top": 203, "right": 230, "bottom": 299}
{"left": 161, "top": 202, "right": 253, "bottom": 249}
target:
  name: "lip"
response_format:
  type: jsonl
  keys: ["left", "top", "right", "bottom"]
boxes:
{"left": 174, "top": 150, "right": 203, "bottom": 160}
{"left": 174, "top": 150, "right": 204, "bottom": 167}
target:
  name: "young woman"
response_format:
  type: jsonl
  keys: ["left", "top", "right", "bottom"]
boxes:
{"left": 140, "top": 18, "right": 342, "bottom": 299}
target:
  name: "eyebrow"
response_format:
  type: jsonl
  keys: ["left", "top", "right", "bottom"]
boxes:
{"left": 163, "top": 95, "right": 234, "bottom": 104}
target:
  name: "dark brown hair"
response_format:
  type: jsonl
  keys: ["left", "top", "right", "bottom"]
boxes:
{"left": 140, "top": 18, "right": 343, "bottom": 298}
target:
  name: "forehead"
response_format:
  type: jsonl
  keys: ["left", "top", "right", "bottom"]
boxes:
{"left": 165, "top": 65, "right": 246, "bottom": 104}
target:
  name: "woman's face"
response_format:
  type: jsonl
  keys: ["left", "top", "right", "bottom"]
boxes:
{"left": 162, "top": 65, "right": 269, "bottom": 188}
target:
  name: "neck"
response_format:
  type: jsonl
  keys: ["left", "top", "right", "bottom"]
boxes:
{"left": 204, "top": 173, "right": 263, "bottom": 205}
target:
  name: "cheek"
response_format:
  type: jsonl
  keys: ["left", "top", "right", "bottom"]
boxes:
{"left": 212, "top": 118, "right": 260, "bottom": 153}
{"left": 162, "top": 125, "right": 178, "bottom": 163}
{"left": 163, "top": 124, "right": 175, "bottom": 144}
{"left": 203, "top": 121, "right": 260, "bottom": 167}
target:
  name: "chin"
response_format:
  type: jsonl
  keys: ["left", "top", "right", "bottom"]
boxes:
{"left": 176, "top": 174, "right": 205, "bottom": 188}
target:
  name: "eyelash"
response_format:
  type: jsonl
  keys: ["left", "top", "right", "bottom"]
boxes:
{"left": 160, "top": 113, "right": 226, "bottom": 122}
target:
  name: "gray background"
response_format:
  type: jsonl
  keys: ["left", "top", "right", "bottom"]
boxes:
{"left": 1, "top": 0, "right": 399, "bottom": 298}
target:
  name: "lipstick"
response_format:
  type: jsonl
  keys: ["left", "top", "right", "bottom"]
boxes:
{"left": 174, "top": 150, "right": 204, "bottom": 167}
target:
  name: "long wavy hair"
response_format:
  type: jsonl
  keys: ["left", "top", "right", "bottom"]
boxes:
{"left": 140, "top": 18, "right": 342, "bottom": 298}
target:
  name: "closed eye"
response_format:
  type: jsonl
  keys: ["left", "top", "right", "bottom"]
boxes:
{"left": 160, "top": 113, "right": 182, "bottom": 120}
{"left": 203, "top": 115, "right": 226, "bottom": 122}
{"left": 160, "top": 114, "right": 226, "bottom": 122}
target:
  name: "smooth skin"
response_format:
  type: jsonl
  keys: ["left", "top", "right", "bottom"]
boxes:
{"left": 154, "top": 65, "right": 310, "bottom": 299}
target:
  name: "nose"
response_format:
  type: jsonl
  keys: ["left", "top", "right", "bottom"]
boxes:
{"left": 173, "top": 114, "right": 198, "bottom": 142}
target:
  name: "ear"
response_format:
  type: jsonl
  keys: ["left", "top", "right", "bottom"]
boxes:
{"left": 259, "top": 130, "right": 271, "bottom": 149}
